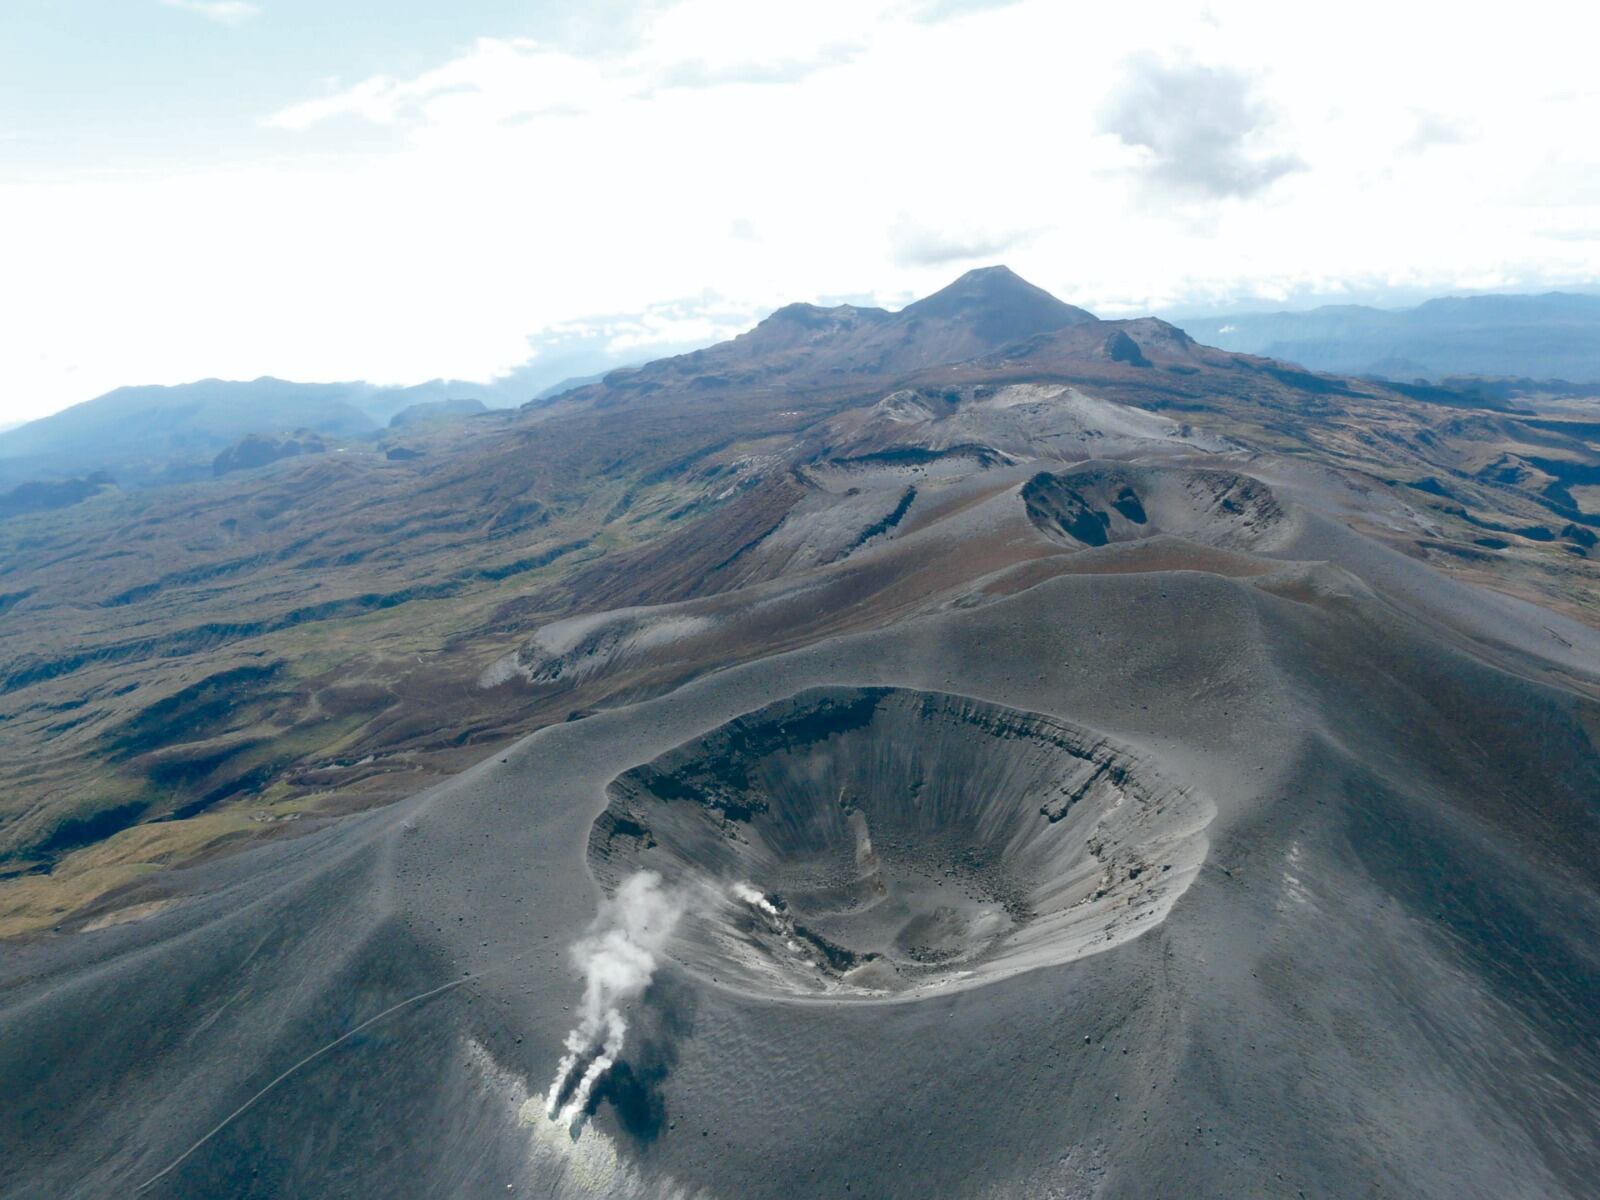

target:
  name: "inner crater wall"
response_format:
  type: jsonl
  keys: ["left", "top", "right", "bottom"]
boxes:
{"left": 589, "top": 687, "right": 1214, "bottom": 1001}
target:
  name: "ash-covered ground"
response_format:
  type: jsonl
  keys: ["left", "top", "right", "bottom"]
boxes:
{"left": 3, "top": 480, "right": 1598, "bottom": 1198}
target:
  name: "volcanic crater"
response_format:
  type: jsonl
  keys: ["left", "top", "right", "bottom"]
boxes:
{"left": 590, "top": 687, "right": 1213, "bottom": 1000}
{"left": 1022, "top": 464, "right": 1294, "bottom": 552}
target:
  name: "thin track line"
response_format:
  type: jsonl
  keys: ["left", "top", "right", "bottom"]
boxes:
{"left": 134, "top": 967, "right": 489, "bottom": 1193}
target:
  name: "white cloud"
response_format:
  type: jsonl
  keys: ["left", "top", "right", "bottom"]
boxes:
{"left": 160, "top": 0, "right": 261, "bottom": 26}
{"left": 889, "top": 216, "right": 1035, "bottom": 267}
{"left": 1402, "top": 112, "right": 1470, "bottom": 155}
{"left": 265, "top": 38, "right": 617, "bottom": 130}
{"left": 1099, "top": 55, "right": 1303, "bottom": 197}
{"left": 4, "top": 0, "right": 1600, "bottom": 422}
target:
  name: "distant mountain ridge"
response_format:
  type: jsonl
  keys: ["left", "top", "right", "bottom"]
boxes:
{"left": 11, "top": 274, "right": 1598, "bottom": 497}
{"left": 1178, "top": 291, "right": 1600, "bottom": 382}
{"left": 0, "top": 268, "right": 1091, "bottom": 490}
{"left": 558, "top": 266, "right": 1099, "bottom": 407}
{"left": 0, "top": 375, "right": 524, "bottom": 491}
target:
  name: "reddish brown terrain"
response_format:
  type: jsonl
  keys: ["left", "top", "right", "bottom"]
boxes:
{"left": 2, "top": 267, "right": 1596, "bottom": 937}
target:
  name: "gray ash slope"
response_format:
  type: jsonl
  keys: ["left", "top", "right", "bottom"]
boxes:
{"left": 3, "top": 502, "right": 1597, "bottom": 1199}
{"left": 3, "top": 269, "right": 1600, "bottom": 1199}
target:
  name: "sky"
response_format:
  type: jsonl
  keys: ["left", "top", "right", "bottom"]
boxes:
{"left": 2, "top": 0, "right": 1598, "bottom": 423}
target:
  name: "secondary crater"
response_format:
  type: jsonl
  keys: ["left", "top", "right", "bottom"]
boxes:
{"left": 1022, "top": 463, "right": 1293, "bottom": 552}
{"left": 589, "top": 687, "right": 1212, "bottom": 1001}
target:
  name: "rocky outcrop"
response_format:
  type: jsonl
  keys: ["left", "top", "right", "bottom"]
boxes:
{"left": 0, "top": 470, "right": 114, "bottom": 521}
{"left": 211, "top": 431, "right": 326, "bottom": 477}
{"left": 388, "top": 398, "right": 488, "bottom": 428}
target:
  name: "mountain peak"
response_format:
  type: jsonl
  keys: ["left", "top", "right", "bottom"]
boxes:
{"left": 901, "top": 265, "right": 1097, "bottom": 341}
{"left": 599, "top": 267, "right": 1100, "bottom": 398}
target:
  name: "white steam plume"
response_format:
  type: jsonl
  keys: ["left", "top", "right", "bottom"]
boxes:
{"left": 730, "top": 881, "right": 781, "bottom": 920}
{"left": 545, "top": 871, "right": 682, "bottom": 1127}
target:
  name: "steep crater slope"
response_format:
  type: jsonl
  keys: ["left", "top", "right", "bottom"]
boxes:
{"left": 1023, "top": 463, "right": 1296, "bottom": 552}
{"left": 822, "top": 382, "right": 1225, "bottom": 464}
{"left": 591, "top": 687, "right": 1211, "bottom": 1000}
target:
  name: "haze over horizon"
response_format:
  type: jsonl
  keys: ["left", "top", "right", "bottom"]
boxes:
{"left": 4, "top": 0, "right": 1598, "bottom": 423}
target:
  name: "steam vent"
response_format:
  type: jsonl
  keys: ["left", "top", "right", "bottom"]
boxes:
{"left": 590, "top": 687, "right": 1213, "bottom": 1000}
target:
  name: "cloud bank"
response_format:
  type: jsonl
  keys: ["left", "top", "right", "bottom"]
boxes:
{"left": 1099, "top": 55, "right": 1303, "bottom": 198}
{"left": 160, "top": 0, "right": 261, "bottom": 26}
{"left": 3, "top": 0, "right": 1598, "bottom": 421}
